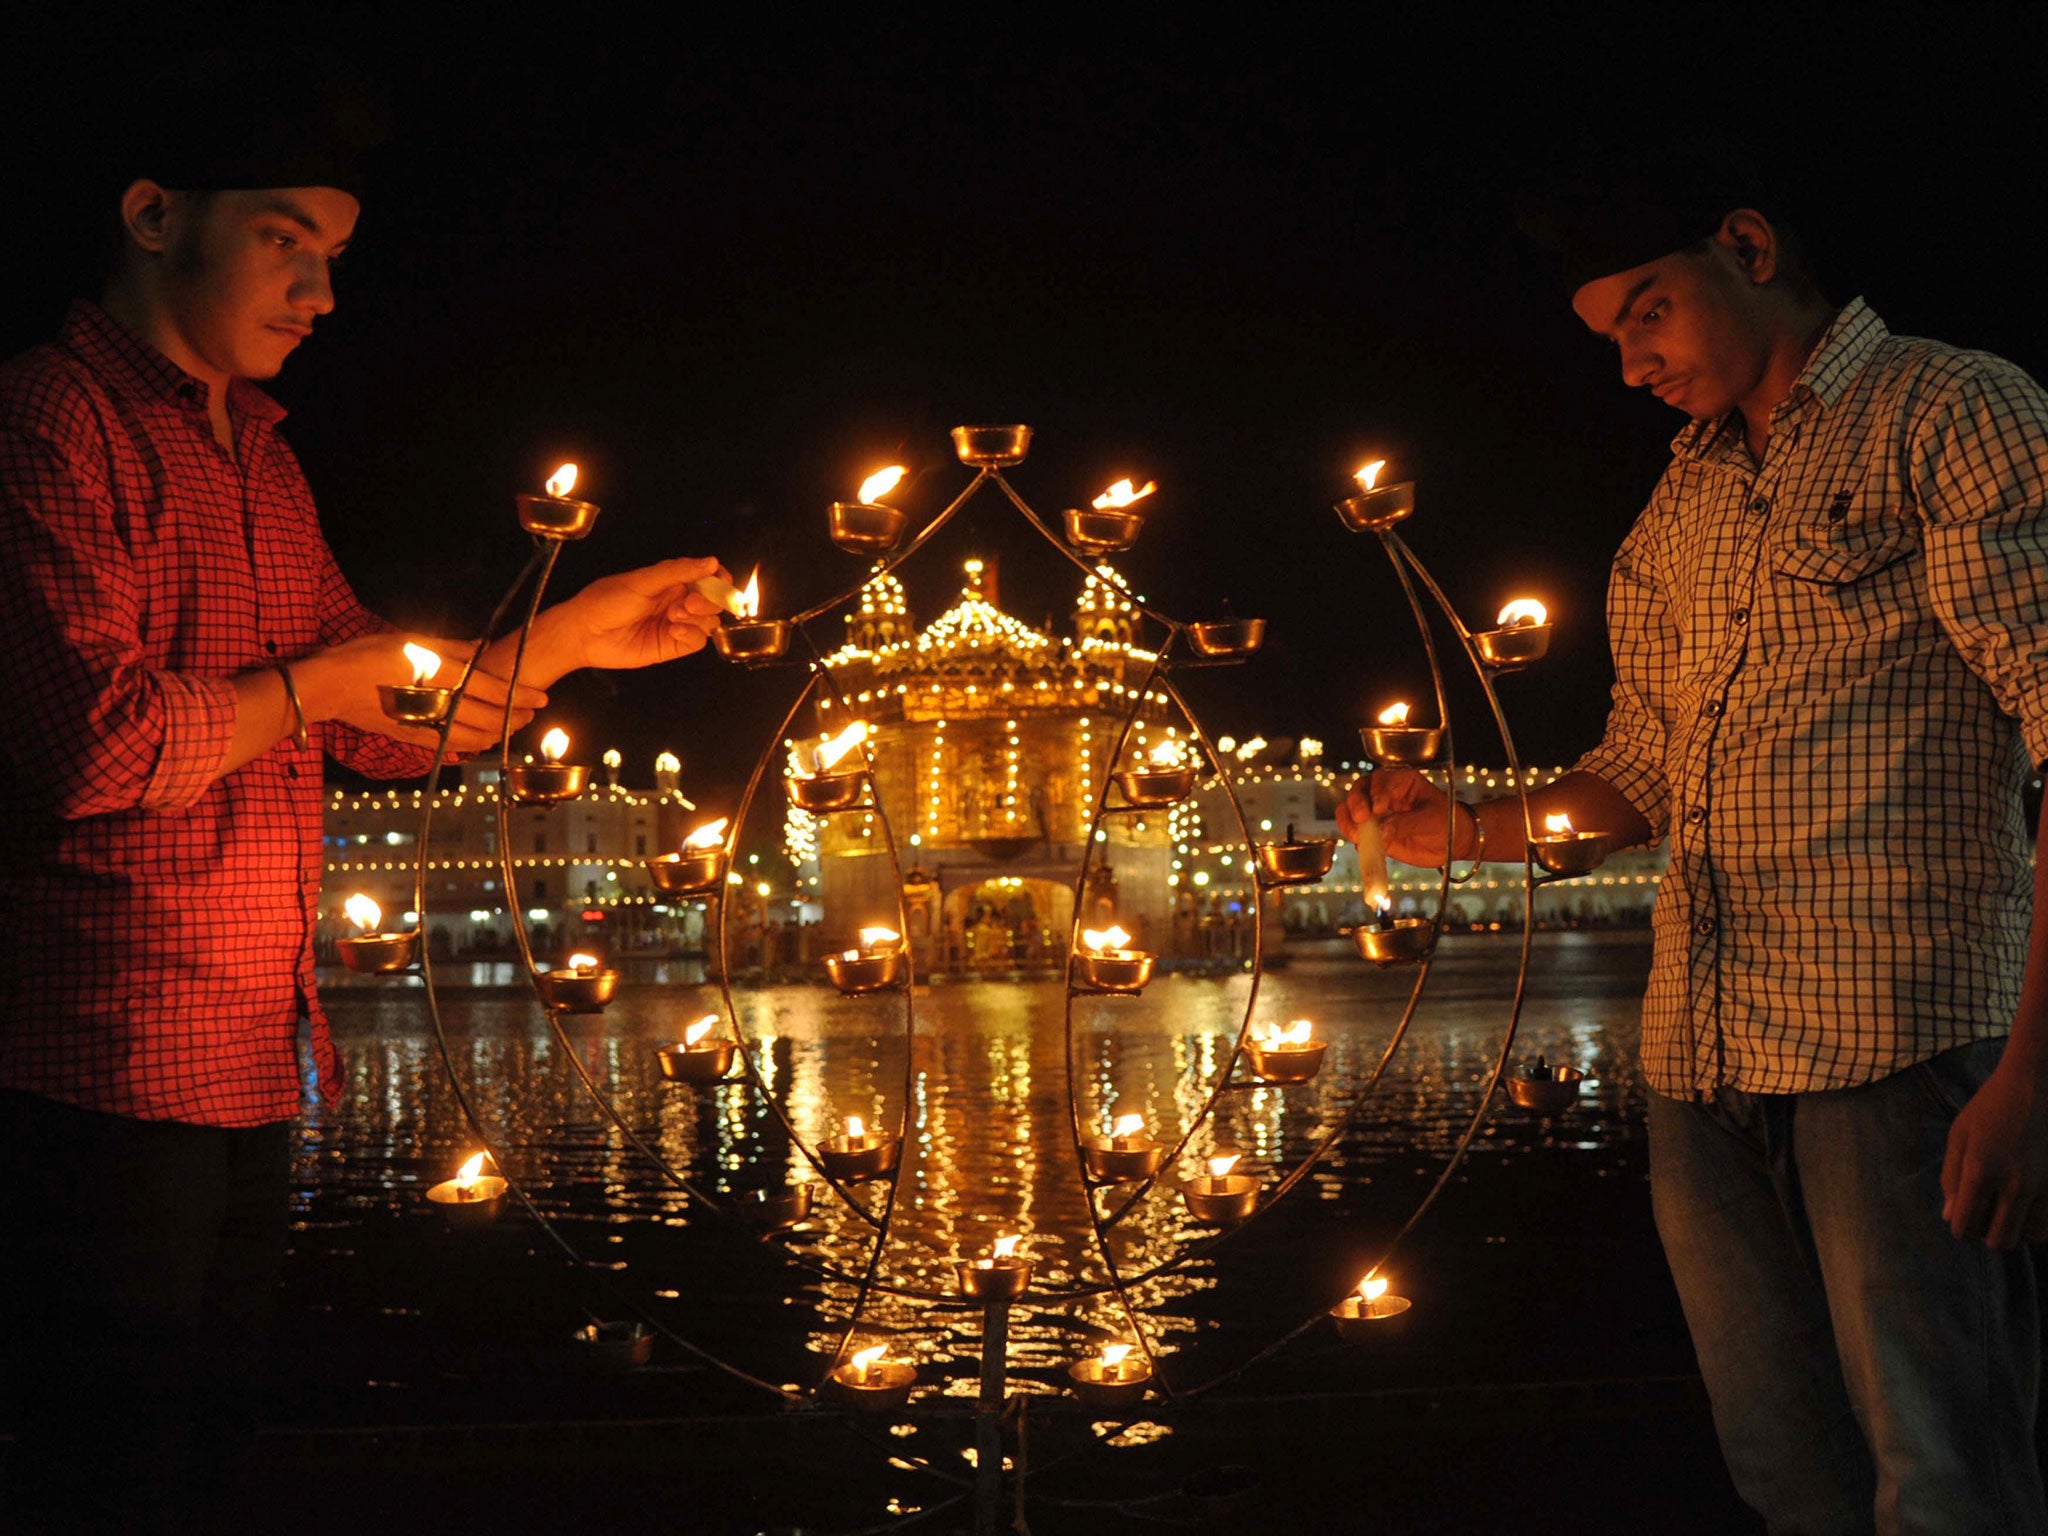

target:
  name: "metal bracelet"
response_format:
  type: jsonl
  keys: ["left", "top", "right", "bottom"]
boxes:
{"left": 275, "top": 661, "right": 310, "bottom": 749}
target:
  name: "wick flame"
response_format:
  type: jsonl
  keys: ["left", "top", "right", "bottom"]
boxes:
{"left": 567, "top": 952, "right": 600, "bottom": 973}
{"left": 455, "top": 1152, "right": 488, "bottom": 1186}
{"left": 1357, "top": 1275, "right": 1390, "bottom": 1303}
{"left": 1207, "top": 1153, "right": 1242, "bottom": 1179}
{"left": 684, "top": 1016, "right": 717, "bottom": 1048}
{"left": 1498, "top": 597, "right": 1548, "bottom": 628}
{"left": 1081, "top": 925, "right": 1132, "bottom": 954}
{"left": 1092, "top": 477, "right": 1157, "bottom": 511}
{"left": 540, "top": 728, "right": 570, "bottom": 762}
{"left": 1101, "top": 1343, "right": 1133, "bottom": 1368}
{"left": 858, "top": 465, "right": 907, "bottom": 505}
{"left": 344, "top": 893, "right": 382, "bottom": 932}
{"left": 402, "top": 642, "right": 442, "bottom": 686}
{"left": 683, "top": 818, "right": 729, "bottom": 851}
{"left": 1544, "top": 812, "right": 1575, "bottom": 836}
{"left": 1146, "top": 738, "right": 1187, "bottom": 768}
{"left": 1355, "top": 460, "right": 1387, "bottom": 492}
{"left": 735, "top": 568, "right": 761, "bottom": 620}
{"left": 858, "top": 926, "right": 902, "bottom": 952}
{"left": 812, "top": 721, "right": 869, "bottom": 774}
{"left": 1109, "top": 1113, "right": 1146, "bottom": 1141}
{"left": 845, "top": 1115, "right": 866, "bottom": 1142}
{"left": 849, "top": 1345, "right": 885, "bottom": 1377}
{"left": 545, "top": 463, "right": 578, "bottom": 499}
{"left": 992, "top": 1234, "right": 1021, "bottom": 1260}
{"left": 1374, "top": 893, "right": 1393, "bottom": 915}
{"left": 1377, "top": 701, "right": 1411, "bottom": 727}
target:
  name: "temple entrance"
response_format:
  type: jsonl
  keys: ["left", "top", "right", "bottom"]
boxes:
{"left": 940, "top": 876, "right": 1074, "bottom": 973}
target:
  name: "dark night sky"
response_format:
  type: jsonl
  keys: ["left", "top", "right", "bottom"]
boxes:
{"left": 9, "top": 16, "right": 2048, "bottom": 814}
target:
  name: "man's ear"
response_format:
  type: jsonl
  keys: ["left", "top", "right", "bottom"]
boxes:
{"left": 1716, "top": 208, "right": 1779, "bottom": 286}
{"left": 118, "top": 180, "right": 176, "bottom": 257}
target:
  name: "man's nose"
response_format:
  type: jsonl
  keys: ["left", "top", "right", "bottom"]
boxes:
{"left": 294, "top": 257, "right": 337, "bottom": 316}
{"left": 1620, "top": 340, "right": 1660, "bottom": 390}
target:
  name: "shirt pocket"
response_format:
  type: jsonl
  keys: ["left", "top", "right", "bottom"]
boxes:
{"left": 1772, "top": 518, "right": 1920, "bottom": 585}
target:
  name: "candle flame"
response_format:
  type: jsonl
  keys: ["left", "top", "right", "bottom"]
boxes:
{"left": 735, "top": 568, "right": 761, "bottom": 620}
{"left": 858, "top": 925, "right": 901, "bottom": 951}
{"left": 683, "top": 818, "right": 729, "bottom": 851}
{"left": 402, "top": 642, "right": 442, "bottom": 686}
{"left": 845, "top": 1115, "right": 866, "bottom": 1142}
{"left": 1275, "top": 1019, "right": 1314, "bottom": 1046}
{"left": 858, "top": 465, "right": 907, "bottom": 504}
{"left": 1497, "top": 597, "right": 1548, "bottom": 628}
{"left": 991, "top": 1233, "right": 1021, "bottom": 1260}
{"left": 1109, "top": 1113, "right": 1146, "bottom": 1140}
{"left": 567, "top": 952, "right": 600, "bottom": 972}
{"left": 1355, "top": 459, "right": 1386, "bottom": 492}
{"left": 1101, "top": 1343, "right": 1133, "bottom": 1367}
{"left": 683, "top": 1016, "right": 716, "bottom": 1047}
{"left": 812, "top": 721, "right": 869, "bottom": 774}
{"left": 850, "top": 1345, "right": 885, "bottom": 1375}
{"left": 545, "top": 463, "right": 578, "bottom": 499}
{"left": 1357, "top": 1275, "right": 1390, "bottom": 1303}
{"left": 1377, "top": 701, "right": 1411, "bottom": 727}
{"left": 455, "top": 1152, "right": 488, "bottom": 1185}
{"left": 1092, "top": 477, "right": 1156, "bottom": 511}
{"left": 540, "top": 728, "right": 569, "bottom": 762}
{"left": 1374, "top": 893, "right": 1393, "bottom": 916}
{"left": 1081, "top": 925, "right": 1132, "bottom": 954}
{"left": 1207, "top": 1152, "right": 1241, "bottom": 1179}
{"left": 1145, "top": 738, "right": 1187, "bottom": 768}
{"left": 344, "top": 893, "right": 381, "bottom": 932}
{"left": 1544, "top": 812, "right": 1575, "bottom": 836}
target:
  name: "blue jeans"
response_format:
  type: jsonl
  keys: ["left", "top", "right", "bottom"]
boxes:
{"left": 1649, "top": 1039, "right": 2046, "bottom": 1535}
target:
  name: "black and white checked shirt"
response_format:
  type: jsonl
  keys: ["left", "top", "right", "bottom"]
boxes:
{"left": 1576, "top": 299, "right": 2048, "bottom": 1097}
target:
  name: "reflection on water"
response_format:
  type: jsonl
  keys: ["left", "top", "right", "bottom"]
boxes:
{"left": 301, "top": 932, "right": 1650, "bottom": 1395}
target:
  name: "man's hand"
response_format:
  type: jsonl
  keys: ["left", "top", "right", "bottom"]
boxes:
{"left": 1337, "top": 768, "right": 1470, "bottom": 868}
{"left": 543, "top": 556, "right": 731, "bottom": 676}
{"left": 1941, "top": 1057, "right": 2048, "bottom": 1249}
{"left": 295, "top": 633, "right": 545, "bottom": 754}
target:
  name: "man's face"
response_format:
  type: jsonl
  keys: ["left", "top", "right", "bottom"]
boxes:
{"left": 1571, "top": 242, "right": 1769, "bottom": 422}
{"left": 158, "top": 186, "right": 359, "bottom": 383}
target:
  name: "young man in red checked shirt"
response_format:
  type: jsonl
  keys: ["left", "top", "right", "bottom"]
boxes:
{"left": 0, "top": 63, "right": 731, "bottom": 1532}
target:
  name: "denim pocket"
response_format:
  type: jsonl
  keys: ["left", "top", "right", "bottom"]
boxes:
{"left": 1910, "top": 1037, "right": 2006, "bottom": 1118}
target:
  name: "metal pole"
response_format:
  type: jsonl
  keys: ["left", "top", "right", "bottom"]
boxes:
{"left": 974, "top": 1296, "right": 1010, "bottom": 1535}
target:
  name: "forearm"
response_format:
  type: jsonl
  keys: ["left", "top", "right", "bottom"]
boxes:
{"left": 1468, "top": 770, "right": 1655, "bottom": 861}
{"left": 219, "top": 667, "right": 305, "bottom": 778}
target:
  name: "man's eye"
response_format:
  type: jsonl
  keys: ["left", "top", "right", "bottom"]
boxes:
{"left": 269, "top": 231, "right": 297, "bottom": 250}
{"left": 1642, "top": 304, "right": 1665, "bottom": 325}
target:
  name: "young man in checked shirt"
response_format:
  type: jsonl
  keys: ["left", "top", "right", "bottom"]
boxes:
{"left": 1343, "top": 169, "right": 2048, "bottom": 1532}
{"left": 0, "top": 64, "right": 732, "bottom": 1532}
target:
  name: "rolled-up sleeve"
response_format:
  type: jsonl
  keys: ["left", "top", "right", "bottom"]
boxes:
{"left": 1912, "top": 359, "right": 2048, "bottom": 769}
{"left": 1572, "top": 502, "right": 1676, "bottom": 840}
{"left": 0, "top": 374, "right": 236, "bottom": 817}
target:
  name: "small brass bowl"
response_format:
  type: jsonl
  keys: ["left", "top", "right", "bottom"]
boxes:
{"left": 506, "top": 762, "right": 589, "bottom": 805}
{"left": 1473, "top": 623, "right": 1552, "bottom": 669}
{"left": 1067, "top": 1357, "right": 1151, "bottom": 1410}
{"left": 1186, "top": 618, "right": 1266, "bottom": 657}
{"left": 1243, "top": 1040, "right": 1328, "bottom": 1085}
{"left": 1253, "top": 837, "right": 1338, "bottom": 886}
{"left": 1333, "top": 481, "right": 1415, "bottom": 533}
{"left": 1329, "top": 1293, "right": 1414, "bottom": 1340}
{"left": 711, "top": 619, "right": 794, "bottom": 664}
{"left": 1111, "top": 766, "right": 1197, "bottom": 808}
{"left": 1505, "top": 1064, "right": 1587, "bottom": 1113}
{"left": 1072, "top": 950, "right": 1155, "bottom": 993}
{"left": 824, "top": 949, "right": 906, "bottom": 994}
{"left": 570, "top": 1320, "right": 653, "bottom": 1371}
{"left": 337, "top": 930, "right": 419, "bottom": 974}
{"left": 950, "top": 424, "right": 1032, "bottom": 467}
{"left": 1360, "top": 725, "right": 1444, "bottom": 767}
{"left": 825, "top": 1359, "right": 917, "bottom": 1412}
{"left": 817, "top": 1134, "right": 902, "bottom": 1182}
{"left": 956, "top": 1258, "right": 1035, "bottom": 1300}
{"left": 1352, "top": 918, "right": 1435, "bottom": 966}
{"left": 657, "top": 1040, "right": 737, "bottom": 1084}
{"left": 1064, "top": 506, "right": 1143, "bottom": 556}
{"left": 735, "top": 1183, "right": 813, "bottom": 1229}
{"left": 516, "top": 493, "right": 602, "bottom": 541}
{"left": 1181, "top": 1174, "right": 1259, "bottom": 1223}
{"left": 786, "top": 770, "right": 870, "bottom": 814}
{"left": 426, "top": 1175, "right": 507, "bottom": 1227}
{"left": 646, "top": 848, "right": 725, "bottom": 896}
{"left": 536, "top": 967, "right": 619, "bottom": 1014}
{"left": 828, "top": 500, "right": 907, "bottom": 555}
{"left": 378, "top": 683, "right": 454, "bottom": 727}
{"left": 1529, "top": 831, "right": 1614, "bottom": 877}
{"left": 1081, "top": 1136, "right": 1165, "bottom": 1182}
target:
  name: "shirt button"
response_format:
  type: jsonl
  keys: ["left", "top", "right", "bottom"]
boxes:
{"left": 264, "top": 639, "right": 279, "bottom": 654}
{"left": 1702, "top": 698, "right": 1724, "bottom": 717}
{"left": 1732, "top": 607, "right": 1749, "bottom": 624}
{"left": 1685, "top": 807, "right": 1706, "bottom": 825}
{"left": 1750, "top": 496, "right": 1770, "bottom": 515}
{"left": 1695, "top": 916, "right": 1718, "bottom": 937}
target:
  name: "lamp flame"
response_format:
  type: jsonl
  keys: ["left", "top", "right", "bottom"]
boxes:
{"left": 1544, "top": 812, "right": 1575, "bottom": 836}
{"left": 1497, "top": 598, "right": 1548, "bottom": 628}
{"left": 402, "top": 642, "right": 442, "bottom": 686}
{"left": 1146, "top": 738, "right": 1187, "bottom": 768}
{"left": 1092, "top": 477, "right": 1156, "bottom": 511}
{"left": 858, "top": 926, "right": 901, "bottom": 952}
{"left": 567, "top": 951, "right": 600, "bottom": 973}
{"left": 1355, "top": 460, "right": 1387, "bottom": 492}
{"left": 849, "top": 1345, "right": 885, "bottom": 1379}
{"left": 1081, "top": 926, "right": 1132, "bottom": 954}
{"left": 1356, "top": 1275, "right": 1390, "bottom": 1303}
{"left": 683, "top": 1016, "right": 717, "bottom": 1048}
{"left": 683, "top": 818, "right": 729, "bottom": 851}
{"left": 1207, "top": 1153, "right": 1241, "bottom": 1179}
{"left": 545, "top": 463, "right": 578, "bottom": 499}
{"left": 455, "top": 1152, "right": 488, "bottom": 1186}
{"left": 1109, "top": 1113, "right": 1146, "bottom": 1141}
{"left": 858, "top": 465, "right": 907, "bottom": 505}
{"left": 344, "top": 893, "right": 382, "bottom": 932}
{"left": 540, "top": 728, "right": 569, "bottom": 763}
{"left": 845, "top": 1115, "right": 866, "bottom": 1142}
{"left": 992, "top": 1234, "right": 1021, "bottom": 1260}
{"left": 1377, "top": 701, "right": 1411, "bottom": 727}
{"left": 731, "top": 568, "right": 761, "bottom": 621}
{"left": 1101, "top": 1343, "right": 1133, "bottom": 1368}
{"left": 812, "top": 721, "right": 869, "bottom": 774}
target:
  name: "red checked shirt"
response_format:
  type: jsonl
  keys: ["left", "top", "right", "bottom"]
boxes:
{"left": 0, "top": 303, "right": 432, "bottom": 1127}
{"left": 1576, "top": 300, "right": 2048, "bottom": 1098}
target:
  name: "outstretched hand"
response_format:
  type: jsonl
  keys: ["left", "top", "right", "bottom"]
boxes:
{"left": 1942, "top": 1058, "right": 2048, "bottom": 1249}
{"left": 548, "top": 555, "right": 732, "bottom": 675}
{"left": 1336, "top": 768, "right": 1468, "bottom": 868}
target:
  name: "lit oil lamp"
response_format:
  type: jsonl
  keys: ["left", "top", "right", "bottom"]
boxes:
{"left": 829, "top": 465, "right": 909, "bottom": 554}
{"left": 568, "top": 1319, "right": 654, "bottom": 1371}
{"left": 1182, "top": 1151, "right": 1259, "bottom": 1223}
{"left": 956, "top": 1232, "right": 1034, "bottom": 1300}
{"left": 1352, "top": 896, "right": 1435, "bottom": 966}
{"left": 1242, "top": 1019, "right": 1328, "bottom": 1084}
{"left": 1065, "top": 476, "right": 1157, "bottom": 556}
{"left": 1334, "top": 459, "right": 1415, "bottom": 533}
{"left": 824, "top": 925, "right": 907, "bottom": 993}
{"left": 1505, "top": 1052, "right": 1588, "bottom": 1113}
{"left": 1361, "top": 700, "right": 1443, "bottom": 767}
{"left": 335, "top": 893, "right": 419, "bottom": 973}
{"left": 785, "top": 721, "right": 871, "bottom": 813}
{"left": 1071, "top": 925, "right": 1155, "bottom": 994}
{"left": 517, "top": 461, "right": 601, "bottom": 541}
{"left": 1185, "top": 615, "right": 1266, "bottom": 657}
{"left": 646, "top": 817, "right": 729, "bottom": 896}
{"left": 426, "top": 1151, "right": 508, "bottom": 1225}
{"left": 950, "top": 423, "right": 1033, "bottom": 468}
{"left": 1254, "top": 820, "right": 1339, "bottom": 886}
{"left": 535, "top": 950, "right": 619, "bottom": 1014}
{"left": 827, "top": 1343, "right": 918, "bottom": 1411}
{"left": 1528, "top": 811, "right": 1613, "bottom": 876}
{"left": 657, "top": 1015, "right": 738, "bottom": 1084}
{"left": 378, "top": 642, "right": 454, "bottom": 726}
{"left": 817, "top": 1114, "right": 903, "bottom": 1181}
{"left": 733, "top": 1182, "right": 814, "bottom": 1230}
{"left": 1111, "top": 737, "right": 1198, "bottom": 808}
{"left": 1329, "top": 1273, "right": 1413, "bottom": 1339}
{"left": 506, "top": 727, "right": 589, "bottom": 804}
{"left": 710, "top": 569, "right": 793, "bottom": 664}
{"left": 1082, "top": 1112, "right": 1165, "bottom": 1182}
{"left": 1067, "top": 1341, "right": 1152, "bottom": 1409}
{"left": 1473, "top": 597, "right": 1552, "bottom": 669}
